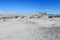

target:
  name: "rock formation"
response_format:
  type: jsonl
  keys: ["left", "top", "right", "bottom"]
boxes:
{"left": 0, "top": 12, "right": 60, "bottom": 20}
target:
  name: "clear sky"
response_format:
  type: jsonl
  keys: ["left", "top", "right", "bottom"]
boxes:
{"left": 0, "top": 0, "right": 60, "bottom": 14}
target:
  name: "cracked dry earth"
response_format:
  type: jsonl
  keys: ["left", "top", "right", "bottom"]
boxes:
{"left": 0, "top": 19, "right": 60, "bottom": 40}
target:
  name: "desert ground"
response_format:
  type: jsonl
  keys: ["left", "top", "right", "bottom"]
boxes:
{"left": 0, "top": 12, "right": 60, "bottom": 40}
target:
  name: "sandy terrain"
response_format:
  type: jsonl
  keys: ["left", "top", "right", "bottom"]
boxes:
{"left": 0, "top": 18, "right": 60, "bottom": 40}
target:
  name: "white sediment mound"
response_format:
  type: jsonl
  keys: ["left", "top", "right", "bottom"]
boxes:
{"left": 0, "top": 12, "right": 60, "bottom": 40}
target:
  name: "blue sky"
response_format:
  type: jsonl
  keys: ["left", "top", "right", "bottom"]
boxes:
{"left": 0, "top": 0, "right": 60, "bottom": 14}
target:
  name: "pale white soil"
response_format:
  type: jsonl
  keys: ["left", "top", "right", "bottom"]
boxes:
{"left": 0, "top": 18, "right": 60, "bottom": 40}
